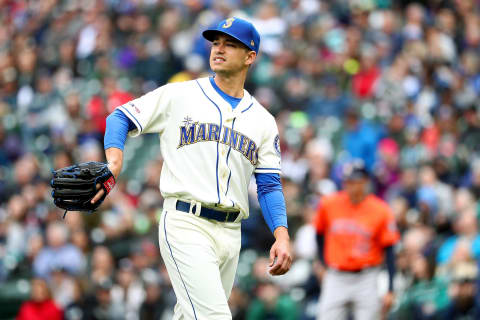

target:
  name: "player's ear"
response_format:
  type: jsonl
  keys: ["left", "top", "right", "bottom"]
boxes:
{"left": 245, "top": 50, "right": 256, "bottom": 66}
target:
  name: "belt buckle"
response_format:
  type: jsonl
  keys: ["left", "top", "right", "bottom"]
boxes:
{"left": 189, "top": 200, "right": 201, "bottom": 217}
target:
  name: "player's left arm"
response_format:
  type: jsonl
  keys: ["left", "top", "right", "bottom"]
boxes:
{"left": 379, "top": 202, "right": 400, "bottom": 312}
{"left": 382, "top": 245, "right": 396, "bottom": 313}
{"left": 254, "top": 113, "right": 292, "bottom": 275}
{"left": 385, "top": 245, "right": 395, "bottom": 292}
{"left": 255, "top": 173, "right": 292, "bottom": 276}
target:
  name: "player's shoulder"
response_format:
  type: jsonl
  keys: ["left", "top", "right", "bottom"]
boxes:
{"left": 146, "top": 79, "right": 199, "bottom": 100}
{"left": 165, "top": 78, "right": 199, "bottom": 91}
{"left": 249, "top": 96, "right": 275, "bottom": 119}
{"left": 365, "top": 194, "right": 391, "bottom": 212}
{"left": 320, "top": 191, "right": 347, "bottom": 207}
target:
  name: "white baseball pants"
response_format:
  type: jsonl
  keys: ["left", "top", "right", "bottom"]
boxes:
{"left": 159, "top": 198, "right": 241, "bottom": 320}
{"left": 318, "top": 268, "right": 380, "bottom": 320}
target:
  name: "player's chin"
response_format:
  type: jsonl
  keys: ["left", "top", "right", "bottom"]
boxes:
{"left": 210, "top": 64, "right": 227, "bottom": 73}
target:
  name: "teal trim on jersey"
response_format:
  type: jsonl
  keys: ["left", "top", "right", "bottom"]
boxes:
{"left": 209, "top": 77, "right": 242, "bottom": 108}
{"left": 196, "top": 80, "right": 223, "bottom": 204}
{"left": 163, "top": 212, "right": 198, "bottom": 319}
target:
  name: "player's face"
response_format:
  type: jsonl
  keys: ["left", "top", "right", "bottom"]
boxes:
{"left": 344, "top": 178, "right": 368, "bottom": 203}
{"left": 209, "top": 34, "right": 256, "bottom": 75}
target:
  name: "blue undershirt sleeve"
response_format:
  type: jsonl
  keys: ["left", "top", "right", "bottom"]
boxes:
{"left": 104, "top": 109, "right": 136, "bottom": 151}
{"left": 255, "top": 173, "right": 288, "bottom": 234}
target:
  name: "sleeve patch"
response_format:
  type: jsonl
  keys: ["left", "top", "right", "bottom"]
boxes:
{"left": 274, "top": 134, "right": 281, "bottom": 156}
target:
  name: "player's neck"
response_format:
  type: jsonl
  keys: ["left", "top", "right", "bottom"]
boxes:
{"left": 213, "top": 74, "right": 245, "bottom": 98}
{"left": 348, "top": 193, "right": 367, "bottom": 205}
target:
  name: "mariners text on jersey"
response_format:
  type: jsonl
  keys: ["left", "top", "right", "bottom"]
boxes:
{"left": 177, "top": 119, "right": 259, "bottom": 165}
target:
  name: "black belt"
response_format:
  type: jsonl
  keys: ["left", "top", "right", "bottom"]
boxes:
{"left": 332, "top": 267, "right": 375, "bottom": 274}
{"left": 175, "top": 200, "right": 240, "bottom": 223}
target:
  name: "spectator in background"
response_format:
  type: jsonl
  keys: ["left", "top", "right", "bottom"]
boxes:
{"left": 83, "top": 279, "right": 125, "bottom": 320}
{"left": 393, "top": 251, "right": 450, "bottom": 319}
{"left": 50, "top": 267, "right": 76, "bottom": 309}
{"left": 314, "top": 162, "right": 399, "bottom": 320}
{"left": 64, "top": 278, "right": 88, "bottom": 320}
{"left": 436, "top": 208, "right": 480, "bottom": 270}
{"left": 400, "top": 125, "right": 430, "bottom": 169}
{"left": 89, "top": 246, "right": 115, "bottom": 286}
{"left": 138, "top": 271, "right": 168, "bottom": 320}
{"left": 33, "top": 222, "right": 86, "bottom": 279}
{"left": 16, "top": 278, "right": 63, "bottom": 320}
{"left": 2, "top": 195, "right": 30, "bottom": 278}
{"left": 341, "top": 109, "right": 382, "bottom": 171}
{"left": 443, "top": 261, "right": 479, "bottom": 319}
{"left": 245, "top": 257, "right": 299, "bottom": 320}
{"left": 110, "top": 259, "right": 145, "bottom": 320}
{"left": 246, "top": 279, "right": 299, "bottom": 320}
{"left": 307, "top": 76, "right": 351, "bottom": 120}
{"left": 418, "top": 165, "right": 454, "bottom": 231}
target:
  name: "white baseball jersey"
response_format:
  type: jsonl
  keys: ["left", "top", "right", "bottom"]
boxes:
{"left": 117, "top": 77, "right": 281, "bottom": 219}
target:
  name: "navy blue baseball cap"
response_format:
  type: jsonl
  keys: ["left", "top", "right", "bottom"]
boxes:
{"left": 202, "top": 17, "right": 260, "bottom": 54}
{"left": 343, "top": 161, "right": 370, "bottom": 181}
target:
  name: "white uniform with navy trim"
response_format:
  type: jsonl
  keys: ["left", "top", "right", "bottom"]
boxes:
{"left": 118, "top": 77, "right": 281, "bottom": 218}
{"left": 117, "top": 77, "right": 282, "bottom": 319}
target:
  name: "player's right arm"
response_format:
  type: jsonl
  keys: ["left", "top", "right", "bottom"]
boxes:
{"left": 91, "top": 109, "right": 133, "bottom": 204}
{"left": 91, "top": 84, "right": 172, "bottom": 204}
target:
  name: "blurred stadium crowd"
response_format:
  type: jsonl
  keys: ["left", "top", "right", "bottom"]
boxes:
{"left": 2, "top": 0, "right": 480, "bottom": 319}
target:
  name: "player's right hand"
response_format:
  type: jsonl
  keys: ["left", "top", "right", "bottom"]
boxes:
{"left": 91, "top": 162, "right": 120, "bottom": 204}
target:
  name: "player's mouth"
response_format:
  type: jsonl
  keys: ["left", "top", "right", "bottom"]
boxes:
{"left": 213, "top": 56, "right": 226, "bottom": 63}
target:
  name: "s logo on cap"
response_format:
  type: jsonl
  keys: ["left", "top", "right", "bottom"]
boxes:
{"left": 222, "top": 17, "right": 235, "bottom": 29}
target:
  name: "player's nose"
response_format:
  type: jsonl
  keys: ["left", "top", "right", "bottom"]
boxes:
{"left": 215, "top": 42, "right": 226, "bottom": 53}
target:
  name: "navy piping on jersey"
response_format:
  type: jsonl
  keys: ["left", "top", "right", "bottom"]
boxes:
{"left": 256, "top": 167, "right": 281, "bottom": 171}
{"left": 224, "top": 118, "right": 235, "bottom": 198}
{"left": 241, "top": 102, "right": 253, "bottom": 113}
{"left": 195, "top": 80, "right": 222, "bottom": 204}
{"left": 163, "top": 212, "right": 198, "bottom": 319}
{"left": 119, "top": 106, "right": 143, "bottom": 133}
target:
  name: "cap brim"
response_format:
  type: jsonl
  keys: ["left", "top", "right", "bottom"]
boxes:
{"left": 202, "top": 30, "right": 254, "bottom": 52}
{"left": 344, "top": 171, "right": 369, "bottom": 181}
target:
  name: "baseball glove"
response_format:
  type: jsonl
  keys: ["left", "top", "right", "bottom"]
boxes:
{"left": 51, "top": 162, "right": 115, "bottom": 217}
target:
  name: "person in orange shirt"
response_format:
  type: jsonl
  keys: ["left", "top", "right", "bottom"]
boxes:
{"left": 314, "top": 162, "right": 400, "bottom": 320}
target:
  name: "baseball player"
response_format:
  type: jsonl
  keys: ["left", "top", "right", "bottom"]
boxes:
{"left": 314, "top": 163, "right": 400, "bottom": 320}
{"left": 91, "top": 17, "right": 292, "bottom": 319}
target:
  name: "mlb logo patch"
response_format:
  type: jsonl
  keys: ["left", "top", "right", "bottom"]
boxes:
{"left": 129, "top": 102, "right": 141, "bottom": 113}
